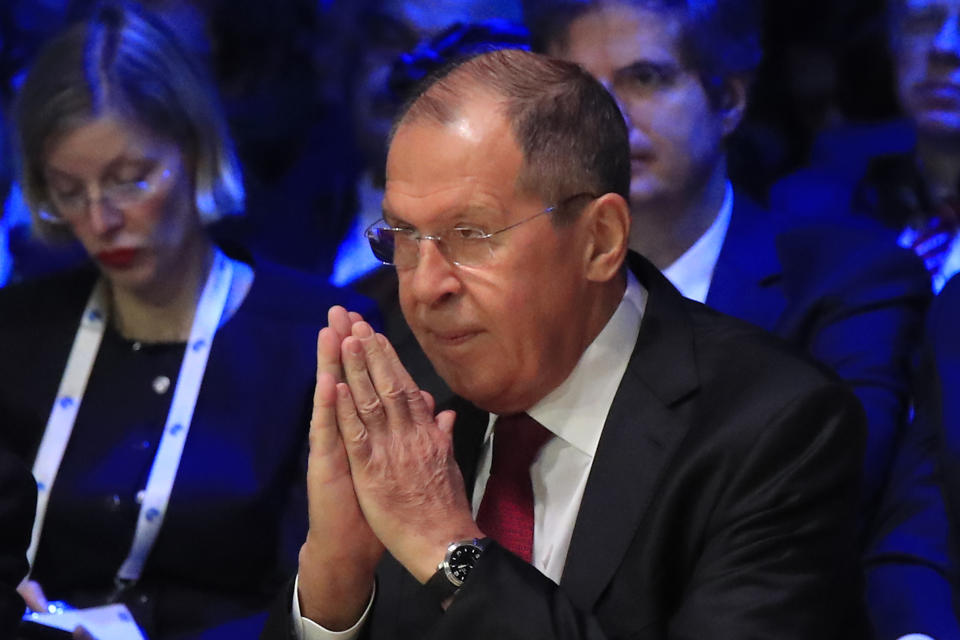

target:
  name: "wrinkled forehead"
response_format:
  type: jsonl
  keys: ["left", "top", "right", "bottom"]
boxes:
{"left": 389, "top": 92, "right": 520, "bottom": 176}
{"left": 384, "top": 115, "right": 528, "bottom": 224}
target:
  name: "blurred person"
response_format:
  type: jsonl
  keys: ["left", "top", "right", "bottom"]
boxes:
{"left": 263, "top": 48, "right": 868, "bottom": 640}
{"left": 774, "top": 0, "right": 960, "bottom": 295}
{"left": 864, "top": 268, "right": 960, "bottom": 639}
{"left": 863, "top": 309, "right": 960, "bottom": 640}
{"left": 910, "top": 272, "right": 960, "bottom": 634}
{"left": 857, "top": 0, "right": 960, "bottom": 294}
{"left": 202, "top": 0, "right": 354, "bottom": 276}
{"left": 533, "top": 0, "right": 931, "bottom": 533}
{"left": 0, "top": 3, "right": 363, "bottom": 638}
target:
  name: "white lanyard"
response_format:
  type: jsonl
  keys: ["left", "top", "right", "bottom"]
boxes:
{"left": 28, "top": 249, "right": 234, "bottom": 584}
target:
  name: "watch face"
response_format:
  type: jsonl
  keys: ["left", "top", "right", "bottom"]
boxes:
{"left": 447, "top": 544, "right": 483, "bottom": 584}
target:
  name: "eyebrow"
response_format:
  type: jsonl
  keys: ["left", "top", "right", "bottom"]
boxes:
{"left": 613, "top": 59, "right": 683, "bottom": 79}
{"left": 382, "top": 210, "right": 406, "bottom": 227}
{"left": 45, "top": 153, "right": 156, "bottom": 181}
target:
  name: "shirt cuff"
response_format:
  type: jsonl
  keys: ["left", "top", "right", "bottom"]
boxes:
{"left": 291, "top": 573, "right": 375, "bottom": 640}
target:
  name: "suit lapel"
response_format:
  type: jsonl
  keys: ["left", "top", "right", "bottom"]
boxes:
{"left": 450, "top": 398, "right": 489, "bottom": 501}
{"left": 706, "top": 195, "right": 786, "bottom": 332}
{"left": 560, "top": 255, "right": 700, "bottom": 609}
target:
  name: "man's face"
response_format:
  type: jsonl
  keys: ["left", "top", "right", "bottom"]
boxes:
{"left": 894, "top": 0, "right": 960, "bottom": 141}
{"left": 385, "top": 95, "right": 595, "bottom": 414}
{"left": 550, "top": 3, "right": 727, "bottom": 210}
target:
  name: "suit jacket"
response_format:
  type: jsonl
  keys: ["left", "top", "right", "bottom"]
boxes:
{"left": 865, "top": 273, "right": 960, "bottom": 638}
{"left": 0, "top": 447, "right": 34, "bottom": 638}
{"left": 932, "top": 275, "right": 960, "bottom": 629}
{"left": 707, "top": 196, "right": 930, "bottom": 524}
{"left": 264, "top": 253, "right": 869, "bottom": 639}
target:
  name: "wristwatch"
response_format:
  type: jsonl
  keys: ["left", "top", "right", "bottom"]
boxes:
{"left": 425, "top": 537, "right": 490, "bottom": 601}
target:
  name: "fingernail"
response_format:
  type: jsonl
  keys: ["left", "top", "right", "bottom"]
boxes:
{"left": 354, "top": 322, "right": 374, "bottom": 339}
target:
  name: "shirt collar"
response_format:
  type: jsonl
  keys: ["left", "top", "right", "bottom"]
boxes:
{"left": 488, "top": 270, "right": 646, "bottom": 457}
{"left": 662, "top": 181, "right": 734, "bottom": 303}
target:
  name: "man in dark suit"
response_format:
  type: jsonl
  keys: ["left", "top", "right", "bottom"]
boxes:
{"left": 863, "top": 271, "right": 960, "bottom": 639}
{"left": 263, "top": 48, "right": 868, "bottom": 639}
{"left": 770, "top": 0, "right": 960, "bottom": 296}
{"left": 922, "top": 273, "right": 960, "bottom": 629}
{"left": 1, "top": 447, "right": 35, "bottom": 637}
{"left": 532, "top": 0, "right": 931, "bottom": 526}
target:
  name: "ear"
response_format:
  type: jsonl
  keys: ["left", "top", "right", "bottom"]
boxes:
{"left": 582, "top": 193, "right": 630, "bottom": 283}
{"left": 718, "top": 74, "right": 749, "bottom": 138}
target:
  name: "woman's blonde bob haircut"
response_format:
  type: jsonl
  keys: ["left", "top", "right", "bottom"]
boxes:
{"left": 14, "top": 0, "right": 244, "bottom": 241}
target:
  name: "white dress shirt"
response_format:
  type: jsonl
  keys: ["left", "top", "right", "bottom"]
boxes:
{"left": 296, "top": 271, "right": 647, "bottom": 639}
{"left": 896, "top": 225, "right": 960, "bottom": 295}
{"left": 662, "top": 181, "right": 733, "bottom": 303}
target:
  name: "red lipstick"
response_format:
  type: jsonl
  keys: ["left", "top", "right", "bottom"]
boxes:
{"left": 96, "top": 248, "right": 139, "bottom": 269}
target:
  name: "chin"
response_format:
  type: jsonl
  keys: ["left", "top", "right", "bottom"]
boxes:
{"left": 629, "top": 179, "right": 669, "bottom": 211}
{"left": 101, "top": 264, "right": 156, "bottom": 294}
{"left": 437, "top": 365, "right": 506, "bottom": 412}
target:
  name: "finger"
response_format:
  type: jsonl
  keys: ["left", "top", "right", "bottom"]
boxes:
{"left": 341, "top": 336, "right": 388, "bottom": 430}
{"left": 436, "top": 410, "right": 457, "bottom": 437}
{"left": 348, "top": 311, "right": 364, "bottom": 324}
{"left": 336, "top": 382, "right": 372, "bottom": 463}
{"left": 316, "top": 327, "right": 343, "bottom": 383}
{"left": 309, "top": 371, "right": 341, "bottom": 453}
{"left": 376, "top": 333, "right": 419, "bottom": 391}
{"left": 328, "top": 305, "right": 353, "bottom": 340}
{"left": 74, "top": 626, "right": 96, "bottom": 640}
{"left": 374, "top": 332, "right": 432, "bottom": 426}
{"left": 17, "top": 579, "right": 47, "bottom": 612}
{"left": 420, "top": 390, "right": 436, "bottom": 416}
{"left": 354, "top": 324, "right": 414, "bottom": 426}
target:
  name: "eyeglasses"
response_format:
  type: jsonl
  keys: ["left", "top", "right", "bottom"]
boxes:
{"left": 365, "top": 192, "right": 597, "bottom": 269}
{"left": 39, "top": 159, "right": 175, "bottom": 224}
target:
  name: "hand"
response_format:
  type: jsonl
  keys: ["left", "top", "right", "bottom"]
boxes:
{"left": 298, "top": 307, "right": 384, "bottom": 630}
{"left": 74, "top": 626, "right": 97, "bottom": 640}
{"left": 17, "top": 579, "right": 48, "bottom": 613}
{"left": 336, "top": 321, "right": 482, "bottom": 584}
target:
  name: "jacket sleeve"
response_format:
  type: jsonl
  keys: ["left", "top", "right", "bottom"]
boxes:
{"left": 863, "top": 282, "right": 960, "bottom": 640}
{"left": 404, "top": 385, "right": 868, "bottom": 640}
{"left": 778, "top": 223, "right": 931, "bottom": 522}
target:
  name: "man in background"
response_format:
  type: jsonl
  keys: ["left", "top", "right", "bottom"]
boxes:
{"left": 532, "top": 0, "right": 931, "bottom": 532}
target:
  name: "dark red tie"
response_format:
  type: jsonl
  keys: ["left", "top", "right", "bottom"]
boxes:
{"left": 476, "top": 413, "right": 552, "bottom": 563}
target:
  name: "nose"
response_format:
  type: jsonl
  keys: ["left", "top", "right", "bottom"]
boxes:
{"left": 932, "top": 11, "right": 960, "bottom": 60}
{"left": 406, "top": 239, "right": 462, "bottom": 307}
{"left": 87, "top": 195, "right": 124, "bottom": 236}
